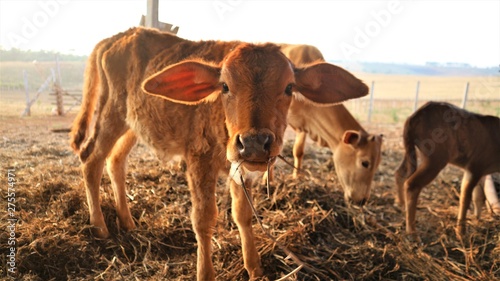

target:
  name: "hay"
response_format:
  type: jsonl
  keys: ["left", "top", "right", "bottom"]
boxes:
{"left": 1, "top": 116, "right": 499, "bottom": 280}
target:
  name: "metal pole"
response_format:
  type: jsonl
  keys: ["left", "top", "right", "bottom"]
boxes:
{"left": 146, "top": 0, "right": 159, "bottom": 29}
{"left": 367, "top": 81, "right": 375, "bottom": 123}
{"left": 461, "top": 81, "right": 469, "bottom": 109}
{"left": 413, "top": 80, "right": 420, "bottom": 112}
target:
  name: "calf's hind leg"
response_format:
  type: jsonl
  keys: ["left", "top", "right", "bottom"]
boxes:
{"left": 472, "top": 178, "right": 486, "bottom": 219}
{"left": 404, "top": 158, "right": 447, "bottom": 234}
{"left": 80, "top": 114, "right": 129, "bottom": 238}
{"left": 106, "top": 129, "right": 137, "bottom": 232}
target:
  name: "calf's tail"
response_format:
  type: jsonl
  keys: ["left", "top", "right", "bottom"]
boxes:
{"left": 395, "top": 118, "right": 417, "bottom": 188}
{"left": 69, "top": 51, "right": 99, "bottom": 153}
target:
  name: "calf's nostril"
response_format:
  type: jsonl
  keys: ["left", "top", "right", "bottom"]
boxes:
{"left": 236, "top": 135, "right": 244, "bottom": 152}
{"left": 257, "top": 134, "right": 269, "bottom": 146}
{"left": 258, "top": 133, "right": 273, "bottom": 152}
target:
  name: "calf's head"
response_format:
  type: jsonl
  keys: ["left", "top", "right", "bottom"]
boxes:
{"left": 334, "top": 130, "right": 383, "bottom": 205}
{"left": 143, "top": 43, "right": 368, "bottom": 172}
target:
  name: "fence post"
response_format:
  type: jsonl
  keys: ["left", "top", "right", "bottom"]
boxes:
{"left": 56, "top": 53, "right": 62, "bottom": 85}
{"left": 461, "top": 81, "right": 469, "bottom": 109}
{"left": 413, "top": 80, "right": 420, "bottom": 112}
{"left": 52, "top": 68, "right": 64, "bottom": 116}
{"left": 367, "top": 81, "right": 375, "bottom": 123}
{"left": 22, "top": 70, "right": 30, "bottom": 116}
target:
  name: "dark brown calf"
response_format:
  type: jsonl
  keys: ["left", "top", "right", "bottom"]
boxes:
{"left": 395, "top": 101, "right": 500, "bottom": 235}
{"left": 70, "top": 27, "right": 368, "bottom": 280}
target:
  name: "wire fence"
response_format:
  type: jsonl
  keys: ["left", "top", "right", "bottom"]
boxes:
{"left": 344, "top": 77, "right": 500, "bottom": 125}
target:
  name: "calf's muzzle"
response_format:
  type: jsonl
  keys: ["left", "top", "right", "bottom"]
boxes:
{"left": 236, "top": 130, "right": 275, "bottom": 161}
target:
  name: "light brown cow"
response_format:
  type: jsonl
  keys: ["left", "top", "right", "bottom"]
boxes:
{"left": 280, "top": 44, "right": 383, "bottom": 205}
{"left": 395, "top": 101, "right": 500, "bottom": 236}
{"left": 70, "top": 27, "right": 368, "bottom": 280}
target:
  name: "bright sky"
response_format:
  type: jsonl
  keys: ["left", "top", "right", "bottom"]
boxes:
{"left": 0, "top": 0, "right": 499, "bottom": 67}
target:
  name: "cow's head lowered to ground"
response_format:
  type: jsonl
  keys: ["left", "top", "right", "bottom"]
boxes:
{"left": 143, "top": 43, "right": 368, "bottom": 173}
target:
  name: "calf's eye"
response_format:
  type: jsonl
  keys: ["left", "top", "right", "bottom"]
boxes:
{"left": 285, "top": 84, "right": 293, "bottom": 96}
{"left": 221, "top": 83, "right": 229, "bottom": 94}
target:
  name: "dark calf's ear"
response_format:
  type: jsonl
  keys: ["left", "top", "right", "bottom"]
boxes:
{"left": 142, "top": 60, "right": 221, "bottom": 105}
{"left": 294, "top": 62, "right": 368, "bottom": 105}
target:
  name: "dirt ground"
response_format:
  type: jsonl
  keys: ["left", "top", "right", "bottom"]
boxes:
{"left": 0, "top": 113, "right": 499, "bottom": 280}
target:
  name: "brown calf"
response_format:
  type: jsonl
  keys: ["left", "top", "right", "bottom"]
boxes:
{"left": 281, "top": 44, "right": 383, "bottom": 205}
{"left": 395, "top": 101, "right": 500, "bottom": 235}
{"left": 70, "top": 27, "right": 368, "bottom": 280}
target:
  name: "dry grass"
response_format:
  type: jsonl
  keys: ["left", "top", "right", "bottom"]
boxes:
{"left": 0, "top": 114, "right": 499, "bottom": 280}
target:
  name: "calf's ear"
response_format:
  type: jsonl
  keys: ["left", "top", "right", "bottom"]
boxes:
{"left": 294, "top": 63, "right": 368, "bottom": 105}
{"left": 342, "top": 130, "right": 361, "bottom": 147}
{"left": 142, "top": 61, "right": 221, "bottom": 104}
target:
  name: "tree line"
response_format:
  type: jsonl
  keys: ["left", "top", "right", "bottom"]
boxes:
{"left": 0, "top": 47, "right": 87, "bottom": 62}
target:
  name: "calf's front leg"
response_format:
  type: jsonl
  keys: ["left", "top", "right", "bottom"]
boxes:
{"left": 186, "top": 155, "right": 219, "bottom": 281}
{"left": 456, "top": 171, "right": 481, "bottom": 235}
{"left": 230, "top": 179, "right": 263, "bottom": 278}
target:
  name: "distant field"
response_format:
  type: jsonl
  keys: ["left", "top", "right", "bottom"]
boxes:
{"left": 1, "top": 61, "right": 499, "bottom": 123}
{"left": 343, "top": 73, "right": 500, "bottom": 124}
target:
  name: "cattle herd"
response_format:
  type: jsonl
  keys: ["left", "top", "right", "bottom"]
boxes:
{"left": 70, "top": 27, "right": 500, "bottom": 280}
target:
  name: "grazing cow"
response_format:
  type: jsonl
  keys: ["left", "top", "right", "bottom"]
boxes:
{"left": 70, "top": 27, "right": 368, "bottom": 280}
{"left": 395, "top": 101, "right": 500, "bottom": 235}
{"left": 279, "top": 44, "right": 383, "bottom": 205}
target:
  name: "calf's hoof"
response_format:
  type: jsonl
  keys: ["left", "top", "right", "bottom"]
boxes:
{"left": 403, "top": 232, "right": 422, "bottom": 244}
{"left": 91, "top": 225, "right": 110, "bottom": 239}
{"left": 117, "top": 216, "right": 136, "bottom": 232}
{"left": 455, "top": 221, "right": 467, "bottom": 238}
{"left": 248, "top": 266, "right": 264, "bottom": 280}
{"left": 491, "top": 203, "right": 500, "bottom": 215}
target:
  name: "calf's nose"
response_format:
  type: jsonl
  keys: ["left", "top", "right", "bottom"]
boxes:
{"left": 236, "top": 131, "right": 274, "bottom": 160}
